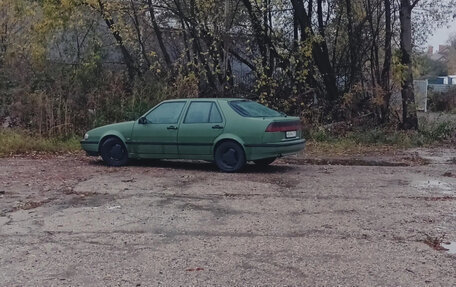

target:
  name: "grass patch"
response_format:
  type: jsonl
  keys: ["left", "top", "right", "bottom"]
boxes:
{"left": 0, "top": 129, "right": 81, "bottom": 157}
{"left": 305, "top": 139, "right": 397, "bottom": 157}
{"left": 305, "top": 121, "right": 456, "bottom": 157}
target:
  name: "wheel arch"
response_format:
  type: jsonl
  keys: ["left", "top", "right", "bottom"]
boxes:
{"left": 98, "top": 131, "right": 128, "bottom": 153}
{"left": 213, "top": 134, "right": 246, "bottom": 157}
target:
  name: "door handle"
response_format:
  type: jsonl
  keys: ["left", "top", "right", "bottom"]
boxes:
{"left": 212, "top": 125, "right": 224, "bottom": 129}
{"left": 167, "top": 125, "right": 178, "bottom": 130}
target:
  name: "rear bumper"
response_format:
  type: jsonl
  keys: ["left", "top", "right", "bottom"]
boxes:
{"left": 245, "top": 139, "right": 306, "bottom": 160}
{"left": 80, "top": 140, "right": 99, "bottom": 156}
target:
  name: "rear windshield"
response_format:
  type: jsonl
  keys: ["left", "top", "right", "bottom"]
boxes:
{"left": 228, "top": 100, "right": 283, "bottom": 117}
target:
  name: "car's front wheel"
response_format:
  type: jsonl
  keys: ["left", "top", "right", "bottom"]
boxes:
{"left": 100, "top": 137, "right": 128, "bottom": 166}
{"left": 253, "top": 157, "right": 276, "bottom": 167}
{"left": 214, "top": 141, "right": 246, "bottom": 172}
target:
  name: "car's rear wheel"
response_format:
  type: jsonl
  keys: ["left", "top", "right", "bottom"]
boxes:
{"left": 214, "top": 141, "right": 246, "bottom": 172}
{"left": 100, "top": 137, "right": 128, "bottom": 166}
{"left": 253, "top": 157, "right": 276, "bottom": 166}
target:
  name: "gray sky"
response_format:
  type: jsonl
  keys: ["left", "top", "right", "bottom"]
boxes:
{"left": 426, "top": 18, "right": 456, "bottom": 49}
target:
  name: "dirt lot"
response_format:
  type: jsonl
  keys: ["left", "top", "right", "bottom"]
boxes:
{"left": 1, "top": 150, "right": 456, "bottom": 286}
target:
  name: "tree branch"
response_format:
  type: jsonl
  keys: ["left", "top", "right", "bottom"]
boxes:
{"left": 411, "top": 0, "right": 420, "bottom": 10}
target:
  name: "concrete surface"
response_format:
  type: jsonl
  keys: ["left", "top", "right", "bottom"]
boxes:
{"left": 1, "top": 151, "right": 456, "bottom": 286}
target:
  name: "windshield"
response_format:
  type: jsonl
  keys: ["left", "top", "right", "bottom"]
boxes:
{"left": 229, "top": 100, "right": 283, "bottom": 117}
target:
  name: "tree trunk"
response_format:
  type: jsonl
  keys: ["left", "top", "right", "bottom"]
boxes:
{"left": 241, "top": 0, "right": 270, "bottom": 74}
{"left": 380, "top": 0, "right": 392, "bottom": 121}
{"left": 399, "top": 0, "right": 418, "bottom": 130}
{"left": 97, "top": 0, "right": 138, "bottom": 81}
{"left": 345, "top": 0, "right": 357, "bottom": 88}
{"left": 291, "top": 0, "right": 339, "bottom": 104}
{"left": 131, "top": 0, "right": 151, "bottom": 70}
{"left": 147, "top": 0, "right": 172, "bottom": 69}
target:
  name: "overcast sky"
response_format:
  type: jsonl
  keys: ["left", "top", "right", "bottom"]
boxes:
{"left": 426, "top": 18, "right": 456, "bottom": 49}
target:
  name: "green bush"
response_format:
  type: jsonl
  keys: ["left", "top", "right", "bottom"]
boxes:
{"left": 308, "top": 122, "right": 455, "bottom": 148}
{"left": 310, "top": 128, "right": 335, "bottom": 142}
{"left": 0, "top": 129, "right": 80, "bottom": 157}
{"left": 421, "top": 122, "right": 455, "bottom": 141}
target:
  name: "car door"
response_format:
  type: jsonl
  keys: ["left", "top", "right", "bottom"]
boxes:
{"left": 178, "top": 101, "right": 225, "bottom": 155}
{"left": 131, "top": 101, "right": 186, "bottom": 157}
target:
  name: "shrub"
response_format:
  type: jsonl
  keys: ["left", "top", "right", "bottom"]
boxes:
{"left": 307, "top": 121, "right": 455, "bottom": 148}
{"left": 0, "top": 129, "right": 80, "bottom": 157}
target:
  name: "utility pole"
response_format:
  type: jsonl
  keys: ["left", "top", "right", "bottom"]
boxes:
{"left": 223, "top": 0, "right": 231, "bottom": 94}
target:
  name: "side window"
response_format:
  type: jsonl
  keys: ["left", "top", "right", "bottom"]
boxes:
{"left": 209, "top": 104, "right": 222, "bottom": 123}
{"left": 184, "top": 102, "right": 212, "bottom": 123}
{"left": 184, "top": 102, "right": 223, "bottom": 123}
{"left": 146, "top": 102, "right": 186, "bottom": 124}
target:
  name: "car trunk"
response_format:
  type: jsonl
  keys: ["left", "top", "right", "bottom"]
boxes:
{"left": 261, "top": 117, "right": 302, "bottom": 143}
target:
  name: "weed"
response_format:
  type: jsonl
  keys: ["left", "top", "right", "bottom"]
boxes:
{"left": 310, "top": 127, "right": 335, "bottom": 142}
{"left": 306, "top": 121, "right": 455, "bottom": 152}
{"left": 420, "top": 121, "right": 455, "bottom": 142}
{"left": 0, "top": 129, "right": 80, "bottom": 157}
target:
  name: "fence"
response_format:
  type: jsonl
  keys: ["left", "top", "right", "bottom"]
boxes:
{"left": 414, "top": 80, "right": 456, "bottom": 112}
{"left": 414, "top": 80, "right": 428, "bottom": 112}
{"left": 428, "top": 84, "right": 452, "bottom": 93}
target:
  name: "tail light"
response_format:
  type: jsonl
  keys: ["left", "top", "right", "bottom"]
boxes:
{"left": 265, "top": 121, "right": 301, "bottom": 132}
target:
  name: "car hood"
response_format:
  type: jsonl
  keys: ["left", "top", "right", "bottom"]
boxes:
{"left": 87, "top": 121, "right": 136, "bottom": 137}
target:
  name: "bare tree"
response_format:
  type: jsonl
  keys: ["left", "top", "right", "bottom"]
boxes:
{"left": 399, "top": 0, "right": 419, "bottom": 129}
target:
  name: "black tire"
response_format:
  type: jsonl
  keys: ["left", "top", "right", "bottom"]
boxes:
{"left": 100, "top": 137, "right": 128, "bottom": 167}
{"left": 214, "top": 141, "right": 246, "bottom": 172}
{"left": 253, "top": 157, "right": 276, "bottom": 166}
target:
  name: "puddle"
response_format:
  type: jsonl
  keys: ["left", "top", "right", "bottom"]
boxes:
{"left": 283, "top": 157, "right": 409, "bottom": 167}
{"left": 411, "top": 148, "right": 456, "bottom": 164}
{"left": 411, "top": 180, "right": 453, "bottom": 194}
{"left": 398, "top": 196, "right": 456, "bottom": 201}
{"left": 442, "top": 242, "right": 456, "bottom": 254}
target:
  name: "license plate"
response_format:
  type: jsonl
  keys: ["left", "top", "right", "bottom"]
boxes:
{"left": 286, "top": 131, "right": 297, "bottom": 138}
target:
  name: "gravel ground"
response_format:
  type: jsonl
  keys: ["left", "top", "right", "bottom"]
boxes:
{"left": 1, "top": 150, "right": 456, "bottom": 286}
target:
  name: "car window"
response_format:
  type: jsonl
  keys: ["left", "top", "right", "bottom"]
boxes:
{"left": 184, "top": 102, "right": 222, "bottom": 123}
{"left": 209, "top": 103, "right": 222, "bottom": 123}
{"left": 229, "top": 100, "right": 283, "bottom": 117}
{"left": 146, "top": 102, "right": 186, "bottom": 124}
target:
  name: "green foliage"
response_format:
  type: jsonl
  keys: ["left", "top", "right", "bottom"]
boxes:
{"left": 167, "top": 72, "right": 200, "bottom": 99}
{"left": 309, "top": 128, "right": 336, "bottom": 142}
{"left": 419, "top": 118, "right": 456, "bottom": 142}
{"left": 414, "top": 54, "right": 448, "bottom": 78}
{"left": 393, "top": 50, "right": 408, "bottom": 86}
{"left": 427, "top": 88, "right": 456, "bottom": 112}
{"left": 2, "top": 0, "right": 456, "bottom": 139}
{"left": 308, "top": 122, "right": 456, "bottom": 148}
{"left": 347, "top": 129, "right": 418, "bottom": 147}
{"left": 253, "top": 36, "right": 315, "bottom": 116}
{"left": 0, "top": 129, "right": 80, "bottom": 157}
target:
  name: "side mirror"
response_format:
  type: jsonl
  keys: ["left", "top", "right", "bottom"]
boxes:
{"left": 138, "top": 117, "right": 148, "bottom": 124}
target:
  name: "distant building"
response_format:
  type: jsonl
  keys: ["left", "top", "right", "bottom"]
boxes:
{"left": 427, "top": 45, "right": 450, "bottom": 63}
{"left": 428, "top": 76, "right": 456, "bottom": 85}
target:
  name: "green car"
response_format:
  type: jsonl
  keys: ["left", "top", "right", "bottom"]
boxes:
{"left": 80, "top": 98, "right": 305, "bottom": 172}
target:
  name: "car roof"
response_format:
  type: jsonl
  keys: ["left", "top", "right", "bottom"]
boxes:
{"left": 162, "top": 98, "right": 246, "bottom": 103}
